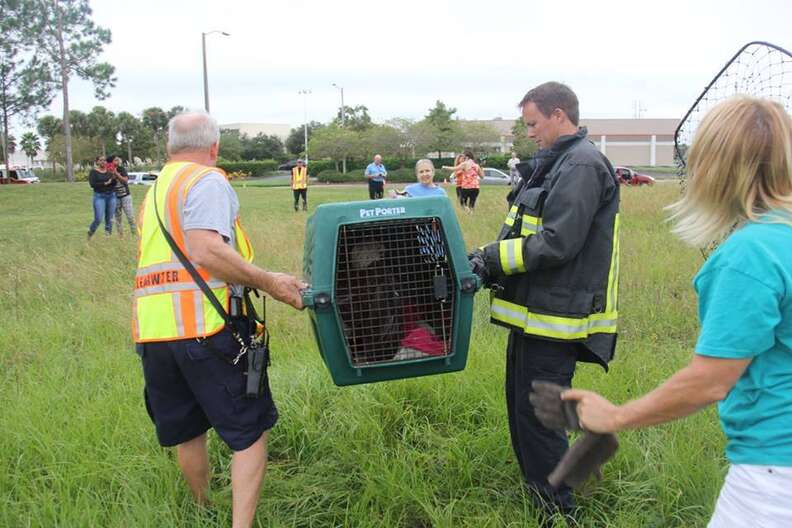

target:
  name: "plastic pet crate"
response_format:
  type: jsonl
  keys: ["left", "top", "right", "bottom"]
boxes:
{"left": 302, "top": 197, "right": 480, "bottom": 386}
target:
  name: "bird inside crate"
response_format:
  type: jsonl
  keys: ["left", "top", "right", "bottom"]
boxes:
{"left": 302, "top": 197, "right": 480, "bottom": 386}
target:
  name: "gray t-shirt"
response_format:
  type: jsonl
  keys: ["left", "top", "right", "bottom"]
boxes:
{"left": 182, "top": 171, "right": 243, "bottom": 294}
{"left": 183, "top": 171, "right": 239, "bottom": 248}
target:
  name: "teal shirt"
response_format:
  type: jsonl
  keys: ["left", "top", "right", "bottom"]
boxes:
{"left": 404, "top": 183, "right": 447, "bottom": 197}
{"left": 694, "top": 216, "right": 792, "bottom": 466}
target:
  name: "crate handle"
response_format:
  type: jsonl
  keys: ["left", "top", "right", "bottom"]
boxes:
{"left": 301, "top": 288, "right": 332, "bottom": 310}
{"left": 460, "top": 276, "right": 481, "bottom": 294}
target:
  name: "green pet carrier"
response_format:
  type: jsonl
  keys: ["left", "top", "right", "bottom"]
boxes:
{"left": 302, "top": 196, "right": 480, "bottom": 386}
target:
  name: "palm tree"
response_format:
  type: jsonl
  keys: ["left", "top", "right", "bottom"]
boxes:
{"left": 20, "top": 133, "right": 41, "bottom": 167}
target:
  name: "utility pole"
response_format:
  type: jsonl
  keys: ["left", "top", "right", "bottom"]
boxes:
{"left": 202, "top": 30, "right": 230, "bottom": 112}
{"left": 298, "top": 89, "right": 311, "bottom": 165}
{"left": 333, "top": 83, "right": 346, "bottom": 172}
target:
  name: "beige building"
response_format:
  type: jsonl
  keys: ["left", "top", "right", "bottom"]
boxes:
{"left": 473, "top": 117, "right": 680, "bottom": 166}
{"left": 219, "top": 122, "right": 291, "bottom": 142}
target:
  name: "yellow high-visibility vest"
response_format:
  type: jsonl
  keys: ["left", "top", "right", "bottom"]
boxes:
{"left": 291, "top": 166, "right": 308, "bottom": 189}
{"left": 132, "top": 161, "right": 254, "bottom": 343}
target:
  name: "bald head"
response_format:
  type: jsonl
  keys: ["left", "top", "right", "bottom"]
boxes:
{"left": 167, "top": 111, "right": 220, "bottom": 155}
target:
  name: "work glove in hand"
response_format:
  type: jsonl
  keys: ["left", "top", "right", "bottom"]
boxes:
{"left": 529, "top": 381, "right": 619, "bottom": 490}
{"left": 467, "top": 249, "right": 493, "bottom": 288}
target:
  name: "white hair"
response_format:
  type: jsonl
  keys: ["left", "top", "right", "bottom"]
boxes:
{"left": 167, "top": 110, "right": 220, "bottom": 154}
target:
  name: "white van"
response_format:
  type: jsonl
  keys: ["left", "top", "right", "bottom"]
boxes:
{"left": 0, "top": 165, "right": 40, "bottom": 184}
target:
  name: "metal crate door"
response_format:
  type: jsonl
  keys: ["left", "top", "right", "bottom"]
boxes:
{"left": 334, "top": 217, "right": 456, "bottom": 367}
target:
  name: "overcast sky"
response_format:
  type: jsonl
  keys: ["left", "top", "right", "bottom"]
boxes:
{"left": 41, "top": 0, "right": 792, "bottom": 130}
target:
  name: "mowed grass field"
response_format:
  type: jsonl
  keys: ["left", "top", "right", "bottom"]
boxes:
{"left": 1, "top": 181, "right": 723, "bottom": 527}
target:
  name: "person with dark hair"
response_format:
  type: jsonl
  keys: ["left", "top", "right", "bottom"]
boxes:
{"left": 87, "top": 156, "right": 117, "bottom": 238}
{"left": 468, "top": 81, "right": 619, "bottom": 521}
{"left": 442, "top": 151, "right": 482, "bottom": 212}
{"left": 107, "top": 155, "right": 136, "bottom": 236}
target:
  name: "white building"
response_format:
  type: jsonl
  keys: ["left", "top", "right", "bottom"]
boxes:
{"left": 470, "top": 117, "right": 680, "bottom": 166}
{"left": 7, "top": 149, "right": 48, "bottom": 169}
{"left": 219, "top": 123, "right": 291, "bottom": 142}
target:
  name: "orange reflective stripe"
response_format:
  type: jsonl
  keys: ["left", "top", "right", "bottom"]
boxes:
{"left": 134, "top": 268, "right": 217, "bottom": 290}
{"left": 180, "top": 290, "right": 198, "bottom": 337}
{"left": 166, "top": 164, "right": 198, "bottom": 253}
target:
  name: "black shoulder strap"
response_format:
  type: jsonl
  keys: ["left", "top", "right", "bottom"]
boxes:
{"left": 152, "top": 179, "right": 232, "bottom": 328}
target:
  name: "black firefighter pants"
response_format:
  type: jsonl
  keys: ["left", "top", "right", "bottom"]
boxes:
{"left": 506, "top": 331, "right": 578, "bottom": 512}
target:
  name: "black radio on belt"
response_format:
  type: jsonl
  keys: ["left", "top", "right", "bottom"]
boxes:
{"left": 245, "top": 339, "right": 269, "bottom": 399}
{"left": 229, "top": 294, "right": 243, "bottom": 318}
{"left": 243, "top": 291, "right": 270, "bottom": 399}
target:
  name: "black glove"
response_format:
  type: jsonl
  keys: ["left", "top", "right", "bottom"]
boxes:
{"left": 530, "top": 381, "right": 619, "bottom": 490}
{"left": 467, "top": 249, "right": 492, "bottom": 288}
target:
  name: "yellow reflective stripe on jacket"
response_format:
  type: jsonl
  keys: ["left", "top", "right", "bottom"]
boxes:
{"left": 520, "top": 215, "right": 542, "bottom": 236}
{"left": 499, "top": 238, "right": 526, "bottom": 275}
{"left": 504, "top": 205, "right": 519, "bottom": 227}
{"left": 491, "top": 298, "right": 618, "bottom": 339}
{"left": 606, "top": 214, "right": 620, "bottom": 313}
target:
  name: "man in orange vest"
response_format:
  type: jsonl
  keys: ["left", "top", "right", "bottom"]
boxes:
{"left": 134, "top": 111, "right": 305, "bottom": 528}
{"left": 290, "top": 159, "right": 308, "bottom": 211}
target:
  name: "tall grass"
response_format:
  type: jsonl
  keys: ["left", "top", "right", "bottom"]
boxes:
{"left": 0, "top": 182, "right": 722, "bottom": 527}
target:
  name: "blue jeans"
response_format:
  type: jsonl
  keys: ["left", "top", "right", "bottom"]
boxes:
{"left": 89, "top": 191, "right": 117, "bottom": 236}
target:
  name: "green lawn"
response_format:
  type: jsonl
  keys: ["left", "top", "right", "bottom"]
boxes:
{"left": 0, "top": 183, "right": 722, "bottom": 527}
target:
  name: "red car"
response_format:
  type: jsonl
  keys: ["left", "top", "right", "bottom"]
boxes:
{"left": 615, "top": 166, "right": 655, "bottom": 186}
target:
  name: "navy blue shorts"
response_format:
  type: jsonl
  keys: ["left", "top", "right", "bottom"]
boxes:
{"left": 137, "top": 329, "right": 278, "bottom": 451}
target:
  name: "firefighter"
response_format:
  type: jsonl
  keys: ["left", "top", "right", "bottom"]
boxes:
{"left": 468, "top": 81, "right": 620, "bottom": 519}
{"left": 290, "top": 159, "right": 308, "bottom": 211}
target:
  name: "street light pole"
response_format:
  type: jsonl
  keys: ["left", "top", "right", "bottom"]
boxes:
{"left": 332, "top": 83, "right": 346, "bottom": 172}
{"left": 298, "top": 89, "right": 311, "bottom": 165}
{"left": 332, "top": 83, "right": 345, "bottom": 126}
{"left": 201, "top": 30, "right": 230, "bottom": 113}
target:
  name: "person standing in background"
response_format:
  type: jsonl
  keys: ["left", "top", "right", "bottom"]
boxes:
{"left": 290, "top": 159, "right": 308, "bottom": 211}
{"left": 364, "top": 154, "right": 387, "bottom": 199}
{"left": 108, "top": 155, "right": 136, "bottom": 236}
{"left": 87, "top": 156, "right": 117, "bottom": 238}
{"left": 444, "top": 151, "right": 482, "bottom": 212}
{"left": 507, "top": 152, "right": 521, "bottom": 188}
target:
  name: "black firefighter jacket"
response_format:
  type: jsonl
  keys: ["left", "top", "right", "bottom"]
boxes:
{"left": 483, "top": 128, "right": 620, "bottom": 367}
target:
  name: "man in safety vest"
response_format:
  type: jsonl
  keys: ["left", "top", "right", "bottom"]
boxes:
{"left": 290, "top": 159, "right": 308, "bottom": 211}
{"left": 133, "top": 111, "right": 305, "bottom": 528}
{"left": 469, "top": 82, "right": 620, "bottom": 519}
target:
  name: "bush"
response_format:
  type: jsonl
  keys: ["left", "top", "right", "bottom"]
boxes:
{"left": 306, "top": 159, "right": 336, "bottom": 176}
{"left": 217, "top": 160, "right": 278, "bottom": 176}
{"left": 33, "top": 167, "right": 66, "bottom": 183}
{"left": 310, "top": 157, "right": 459, "bottom": 178}
{"left": 481, "top": 154, "right": 509, "bottom": 170}
{"left": 385, "top": 168, "right": 419, "bottom": 183}
{"left": 315, "top": 170, "right": 357, "bottom": 183}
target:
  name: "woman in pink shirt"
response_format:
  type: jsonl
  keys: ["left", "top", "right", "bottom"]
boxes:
{"left": 443, "top": 150, "right": 483, "bottom": 212}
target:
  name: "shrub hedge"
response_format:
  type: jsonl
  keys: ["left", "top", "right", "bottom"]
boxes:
{"left": 317, "top": 167, "right": 442, "bottom": 184}
{"left": 217, "top": 160, "right": 278, "bottom": 176}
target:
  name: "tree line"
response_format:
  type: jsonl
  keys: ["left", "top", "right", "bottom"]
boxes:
{"left": 292, "top": 101, "right": 537, "bottom": 173}
{"left": 1, "top": 0, "right": 115, "bottom": 181}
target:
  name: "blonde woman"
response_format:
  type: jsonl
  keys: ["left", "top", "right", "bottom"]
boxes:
{"left": 403, "top": 159, "right": 447, "bottom": 197}
{"left": 562, "top": 96, "right": 792, "bottom": 527}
